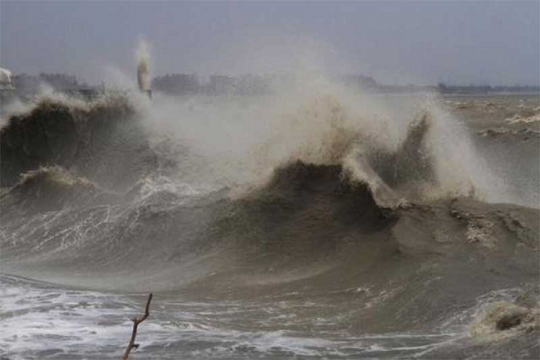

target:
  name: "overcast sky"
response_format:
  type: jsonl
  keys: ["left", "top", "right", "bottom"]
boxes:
{"left": 1, "top": 1, "right": 538, "bottom": 86}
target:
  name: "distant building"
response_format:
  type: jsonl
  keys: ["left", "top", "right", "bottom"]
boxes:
{"left": 11, "top": 74, "right": 41, "bottom": 96}
{"left": 10, "top": 73, "right": 81, "bottom": 97}
{"left": 39, "top": 73, "right": 78, "bottom": 90}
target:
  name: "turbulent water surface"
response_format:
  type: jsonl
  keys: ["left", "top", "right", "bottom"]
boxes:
{"left": 0, "top": 86, "right": 539, "bottom": 359}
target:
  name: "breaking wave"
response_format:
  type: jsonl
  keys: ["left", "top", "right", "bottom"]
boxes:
{"left": 0, "top": 81, "right": 538, "bottom": 359}
{"left": 0, "top": 92, "right": 155, "bottom": 189}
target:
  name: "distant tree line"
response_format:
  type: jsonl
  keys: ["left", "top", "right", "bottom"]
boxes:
{"left": 152, "top": 74, "right": 273, "bottom": 95}
{"left": 151, "top": 73, "right": 385, "bottom": 95}
{"left": 7, "top": 72, "right": 539, "bottom": 97}
{"left": 10, "top": 73, "right": 97, "bottom": 99}
{"left": 12, "top": 73, "right": 80, "bottom": 91}
{"left": 437, "top": 83, "right": 540, "bottom": 94}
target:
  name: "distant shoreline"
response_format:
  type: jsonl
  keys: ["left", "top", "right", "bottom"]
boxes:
{"left": 3, "top": 72, "right": 539, "bottom": 98}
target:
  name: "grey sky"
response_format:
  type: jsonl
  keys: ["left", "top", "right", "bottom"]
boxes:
{"left": 1, "top": 1, "right": 538, "bottom": 86}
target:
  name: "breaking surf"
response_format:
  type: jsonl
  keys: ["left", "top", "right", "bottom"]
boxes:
{"left": 1, "top": 80, "right": 538, "bottom": 359}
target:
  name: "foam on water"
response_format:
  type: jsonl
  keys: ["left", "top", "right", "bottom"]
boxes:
{"left": 0, "top": 275, "right": 465, "bottom": 359}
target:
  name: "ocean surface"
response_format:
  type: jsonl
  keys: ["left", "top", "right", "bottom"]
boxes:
{"left": 1, "top": 84, "right": 539, "bottom": 359}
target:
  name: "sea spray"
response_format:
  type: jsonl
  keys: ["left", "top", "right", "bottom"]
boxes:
{"left": 139, "top": 76, "right": 515, "bottom": 205}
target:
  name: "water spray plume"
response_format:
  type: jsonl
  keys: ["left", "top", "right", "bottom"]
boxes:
{"left": 136, "top": 37, "right": 152, "bottom": 98}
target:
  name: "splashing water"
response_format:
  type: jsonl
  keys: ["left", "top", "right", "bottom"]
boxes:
{"left": 136, "top": 37, "right": 151, "bottom": 92}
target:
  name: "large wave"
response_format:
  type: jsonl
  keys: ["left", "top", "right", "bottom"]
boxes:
{"left": 0, "top": 91, "right": 157, "bottom": 190}
{"left": 1, "top": 83, "right": 538, "bottom": 360}
{"left": 0, "top": 84, "right": 536, "bottom": 274}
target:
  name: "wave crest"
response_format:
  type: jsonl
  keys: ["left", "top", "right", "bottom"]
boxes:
{"left": 0, "top": 92, "right": 156, "bottom": 189}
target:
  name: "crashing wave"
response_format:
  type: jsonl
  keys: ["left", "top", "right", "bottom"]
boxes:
{"left": 0, "top": 92, "right": 158, "bottom": 189}
{"left": 246, "top": 95, "right": 475, "bottom": 210}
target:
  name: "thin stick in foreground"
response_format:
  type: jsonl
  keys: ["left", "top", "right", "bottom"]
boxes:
{"left": 122, "top": 293, "right": 153, "bottom": 360}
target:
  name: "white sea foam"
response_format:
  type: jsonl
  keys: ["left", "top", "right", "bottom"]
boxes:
{"left": 0, "top": 275, "right": 461, "bottom": 359}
